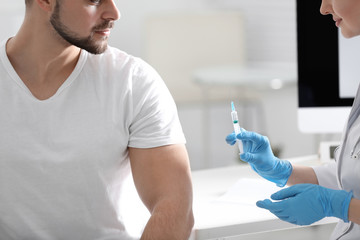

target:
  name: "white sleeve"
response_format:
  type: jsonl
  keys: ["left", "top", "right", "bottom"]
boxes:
{"left": 312, "top": 162, "right": 340, "bottom": 190}
{"left": 128, "top": 58, "right": 186, "bottom": 148}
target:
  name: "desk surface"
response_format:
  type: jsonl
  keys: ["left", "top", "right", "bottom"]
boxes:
{"left": 189, "top": 155, "right": 338, "bottom": 240}
{"left": 122, "top": 155, "right": 338, "bottom": 239}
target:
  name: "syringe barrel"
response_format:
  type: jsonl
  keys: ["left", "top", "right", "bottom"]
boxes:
{"left": 237, "top": 140, "right": 244, "bottom": 153}
{"left": 231, "top": 111, "right": 239, "bottom": 123}
{"left": 230, "top": 102, "right": 243, "bottom": 154}
{"left": 233, "top": 122, "right": 241, "bottom": 135}
{"left": 233, "top": 122, "right": 243, "bottom": 153}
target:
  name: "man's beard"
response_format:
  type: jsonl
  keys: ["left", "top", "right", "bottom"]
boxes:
{"left": 50, "top": 1, "right": 113, "bottom": 54}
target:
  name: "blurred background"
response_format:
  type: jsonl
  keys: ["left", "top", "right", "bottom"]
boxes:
{"left": 1, "top": 0, "right": 341, "bottom": 170}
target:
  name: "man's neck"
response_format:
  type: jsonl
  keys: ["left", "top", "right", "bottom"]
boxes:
{"left": 5, "top": 23, "right": 82, "bottom": 100}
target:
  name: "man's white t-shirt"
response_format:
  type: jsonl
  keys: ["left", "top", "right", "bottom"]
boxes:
{"left": 0, "top": 40, "right": 186, "bottom": 239}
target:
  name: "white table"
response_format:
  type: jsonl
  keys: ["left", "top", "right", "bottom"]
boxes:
{"left": 122, "top": 155, "right": 337, "bottom": 239}
{"left": 189, "top": 155, "right": 338, "bottom": 240}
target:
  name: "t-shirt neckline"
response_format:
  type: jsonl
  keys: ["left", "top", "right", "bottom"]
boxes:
{"left": 0, "top": 38, "right": 88, "bottom": 102}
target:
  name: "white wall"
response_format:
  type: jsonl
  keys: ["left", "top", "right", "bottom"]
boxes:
{"left": 109, "top": 0, "right": 335, "bottom": 169}
{"left": 0, "top": 0, "right": 298, "bottom": 74}
{"left": 0, "top": 2, "right": 24, "bottom": 41}
{"left": 1, "top": 0, "right": 339, "bottom": 170}
{"left": 111, "top": 0, "right": 297, "bottom": 62}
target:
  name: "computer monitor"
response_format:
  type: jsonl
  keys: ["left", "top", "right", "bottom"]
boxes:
{"left": 297, "top": 0, "right": 359, "bottom": 133}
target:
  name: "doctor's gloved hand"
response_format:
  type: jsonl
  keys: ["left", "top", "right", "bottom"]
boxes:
{"left": 225, "top": 130, "right": 292, "bottom": 187}
{"left": 256, "top": 184, "right": 353, "bottom": 225}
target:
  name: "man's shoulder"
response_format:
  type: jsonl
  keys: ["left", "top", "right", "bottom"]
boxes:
{"left": 83, "top": 46, "right": 160, "bottom": 84}
{"left": 104, "top": 46, "right": 131, "bottom": 58}
{"left": 87, "top": 46, "right": 131, "bottom": 61}
{"left": 86, "top": 46, "right": 147, "bottom": 69}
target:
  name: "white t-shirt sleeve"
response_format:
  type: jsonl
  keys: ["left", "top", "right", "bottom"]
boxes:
{"left": 312, "top": 162, "right": 340, "bottom": 190}
{"left": 128, "top": 58, "right": 186, "bottom": 148}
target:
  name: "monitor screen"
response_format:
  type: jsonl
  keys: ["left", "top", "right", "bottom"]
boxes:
{"left": 297, "top": 0, "right": 359, "bottom": 133}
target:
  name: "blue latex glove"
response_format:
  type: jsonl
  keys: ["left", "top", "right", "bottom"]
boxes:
{"left": 256, "top": 184, "right": 353, "bottom": 225}
{"left": 225, "top": 130, "right": 292, "bottom": 187}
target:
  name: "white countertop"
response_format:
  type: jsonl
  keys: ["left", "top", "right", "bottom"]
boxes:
{"left": 189, "top": 155, "right": 338, "bottom": 240}
{"left": 121, "top": 155, "right": 338, "bottom": 239}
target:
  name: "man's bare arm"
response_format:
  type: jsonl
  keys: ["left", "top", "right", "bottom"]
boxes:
{"left": 129, "top": 144, "right": 194, "bottom": 240}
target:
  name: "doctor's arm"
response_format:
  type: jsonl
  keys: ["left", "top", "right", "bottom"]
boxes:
{"left": 129, "top": 144, "right": 194, "bottom": 240}
{"left": 226, "top": 130, "right": 318, "bottom": 187}
{"left": 287, "top": 165, "right": 318, "bottom": 186}
{"left": 349, "top": 198, "right": 360, "bottom": 225}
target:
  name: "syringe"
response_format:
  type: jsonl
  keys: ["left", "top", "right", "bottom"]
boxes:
{"left": 231, "top": 101, "right": 244, "bottom": 154}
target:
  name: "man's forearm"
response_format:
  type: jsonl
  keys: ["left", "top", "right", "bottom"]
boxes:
{"left": 140, "top": 198, "right": 194, "bottom": 240}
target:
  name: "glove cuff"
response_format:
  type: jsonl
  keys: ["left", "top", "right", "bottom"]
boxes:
{"left": 341, "top": 191, "right": 353, "bottom": 222}
{"left": 328, "top": 189, "right": 353, "bottom": 222}
{"left": 274, "top": 159, "right": 293, "bottom": 187}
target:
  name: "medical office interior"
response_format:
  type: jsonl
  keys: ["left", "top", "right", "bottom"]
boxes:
{"left": 2, "top": 0, "right": 351, "bottom": 239}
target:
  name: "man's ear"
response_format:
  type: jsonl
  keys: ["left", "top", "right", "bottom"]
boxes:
{"left": 35, "top": 0, "right": 56, "bottom": 12}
